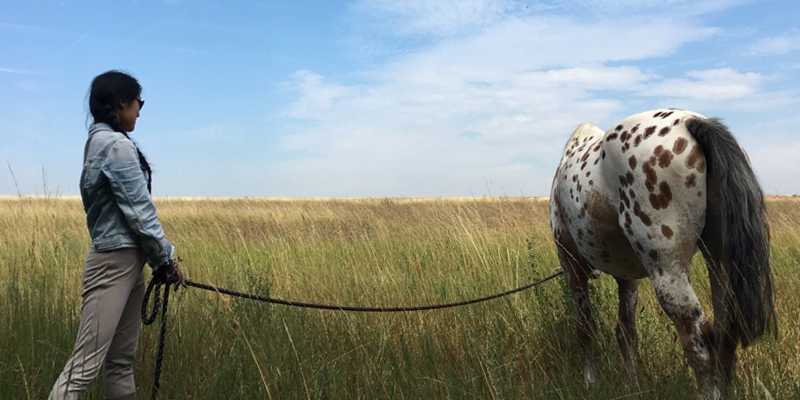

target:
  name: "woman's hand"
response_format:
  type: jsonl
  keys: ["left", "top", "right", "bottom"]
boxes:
{"left": 157, "top": 258, "right": 186, "bottom": 290}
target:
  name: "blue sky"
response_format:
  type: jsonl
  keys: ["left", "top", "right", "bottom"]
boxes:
{"left": 1, "top": 0, "right": 799, "bottom": 198}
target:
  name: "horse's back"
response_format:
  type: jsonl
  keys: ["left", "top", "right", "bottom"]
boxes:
{"left": 551, "top": 109, "right": 709, "bottom": 279}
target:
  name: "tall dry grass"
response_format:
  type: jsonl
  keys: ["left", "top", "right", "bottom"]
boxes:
{"left": 1, "top": 197, "right": 798, "bottom": 399}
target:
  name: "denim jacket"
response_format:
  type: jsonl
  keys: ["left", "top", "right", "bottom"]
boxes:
{"left": 80, "top": 123, "right": 174, "bottom": 268}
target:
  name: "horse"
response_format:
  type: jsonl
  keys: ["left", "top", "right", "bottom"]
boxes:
{"left": 548, "top": 109, "right": 776, "bottom": 396}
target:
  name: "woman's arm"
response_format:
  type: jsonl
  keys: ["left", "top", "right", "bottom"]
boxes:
{"left": 102, "top": 138, "right": 174, "bottom": 267}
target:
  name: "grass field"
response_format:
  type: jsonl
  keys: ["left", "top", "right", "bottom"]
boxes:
{"left": 1, "top": 197, "right": 798, "bottom": 399}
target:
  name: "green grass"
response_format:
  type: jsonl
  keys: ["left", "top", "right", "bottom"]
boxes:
{"left": 1, "top": 197, "right": 798, "bottom": 399}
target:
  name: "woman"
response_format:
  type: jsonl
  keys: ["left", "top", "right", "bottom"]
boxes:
{"left": 50, "top": 70, "right": 184, "bottom": 400}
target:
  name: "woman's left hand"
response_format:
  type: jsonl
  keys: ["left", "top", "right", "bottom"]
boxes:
{"left": 157, "top": 259, "right": 186, "bottom": 290}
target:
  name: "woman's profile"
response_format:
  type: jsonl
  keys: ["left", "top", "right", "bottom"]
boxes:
{"left": 49, "top": 70, "right": 184, "bottom": 400}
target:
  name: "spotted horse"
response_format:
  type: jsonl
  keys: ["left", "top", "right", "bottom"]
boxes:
{"left": 549, "top": 109, "right": 776, "bottom": 397}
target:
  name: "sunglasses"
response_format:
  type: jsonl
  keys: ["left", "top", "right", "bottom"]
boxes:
{"left": 136, "top": 98, "right": 145, "bottom": 110}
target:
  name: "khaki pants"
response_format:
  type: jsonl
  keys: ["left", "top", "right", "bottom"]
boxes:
{"left": 49, "top": 248, "right": 146, "bottom": 400}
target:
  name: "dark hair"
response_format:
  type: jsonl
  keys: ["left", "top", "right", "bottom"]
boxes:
{"left": 88, "top": 70, "right": 153, "bottom": 191}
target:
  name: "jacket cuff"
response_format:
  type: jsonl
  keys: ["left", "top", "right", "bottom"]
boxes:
{"left": 148, "top": 241, "right": 175, "bottom": 269}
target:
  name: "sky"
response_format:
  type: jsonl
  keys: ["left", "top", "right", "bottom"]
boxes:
{"left": 1, "top": 0, "right": 799, "bottom": 198}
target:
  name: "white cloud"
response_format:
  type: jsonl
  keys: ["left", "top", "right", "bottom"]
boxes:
{"left": 355, "top": 0, "right": 753, "bottom": 37}
{"left": 639, "top": 68, "right": 797, "bottom": 112}
{"left": 0, "top": 67, "right": 42, "bottom": 76}
{"left": 265, "top": 1, "right": 794, "bottom": 197}
{"left": 746, "top": 31, "right": 800, "bottom": 56}
{"left": 714, "top": 117, "right": 800, "bottom": 195}
{"left": 0, "top": 22, "right": 51, "bottom": 34}
{"left": 644, "top": 68, "right": 762, "bottom": 99}
{"left": 273, "top": 12, "right": 713, "bottom": 196}
{"left": 750, "top": 141, "right": 800, "bottom": 195}
{"left": 274, "top": 69, "right": 615, "bottom": 196}
{"left": 354, "top": 0, "right": 520, "bottom": 37}
{"left": 281, "top": 70, "right": 357, "bottom": 120}
{"left": 370, "top": 16, "right": 716, "bottom": 79}
{"left": 568, "top": 0, "right": 755, "bottom": 15}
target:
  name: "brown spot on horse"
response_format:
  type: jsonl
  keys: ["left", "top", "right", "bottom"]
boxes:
{"left": 624, "top": 212, "right": 633, "bottom": 235}
{"left": 619, "top": 188, "right": 631, "bottom": 208}
{"left": 659, "top": 181, "right": 673, "bottom": 208}
{"left": 642, "top": 162, "right": 657, "bottom": 192}
{"left": 639, "top": 211, "right": 652, "bottom": 226}
{"left": 673, "top": 137, "right": 688, "bottom": 155}
{"left": 685, "top": 174, "right": 697, "bottom": 188}
{"left": 686, "top": 145, "right": 702, "bottom": 169}
{"left": 649, "top": 193, "right": 662, "bottom": 209}
{"left": 662, "top": 225, "right": 674, "bottom": 239}
{"left": 658, "top": 150, "right": 674, "bottom": 168}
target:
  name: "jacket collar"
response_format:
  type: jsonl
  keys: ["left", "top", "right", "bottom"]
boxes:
{"left": 88, "top": 122, "right": 115, "bottom": 138}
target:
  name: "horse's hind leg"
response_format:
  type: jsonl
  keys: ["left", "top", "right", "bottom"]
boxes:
{"left": 555, "top": 237, "right": 598, "bottom": 389}
{"left": 644, "top": 252, "right": 718, "bottom": 396}
{"left": 615, "top": 277, "right": 640, "bottom": 379}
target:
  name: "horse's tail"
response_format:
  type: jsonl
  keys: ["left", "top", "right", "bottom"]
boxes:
{"left": 686, "top": 117, "right": 776, "bottom": 347}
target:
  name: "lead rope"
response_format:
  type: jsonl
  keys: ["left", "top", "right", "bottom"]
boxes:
{"left": 141, "top": 270, "right": 563, "bottom": 398}
{"left": 142, "top": 278, "right": 171, "bottom": 400}
{"left": 184, "top": 271, "right": 563, "bottom": 312}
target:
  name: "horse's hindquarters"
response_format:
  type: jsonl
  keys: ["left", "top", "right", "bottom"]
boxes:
{"left": 551, "top": 111, "right": 710, "bottom": 280}
{"left": 600, "top": 111, "right": 709, "bottom": 278}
